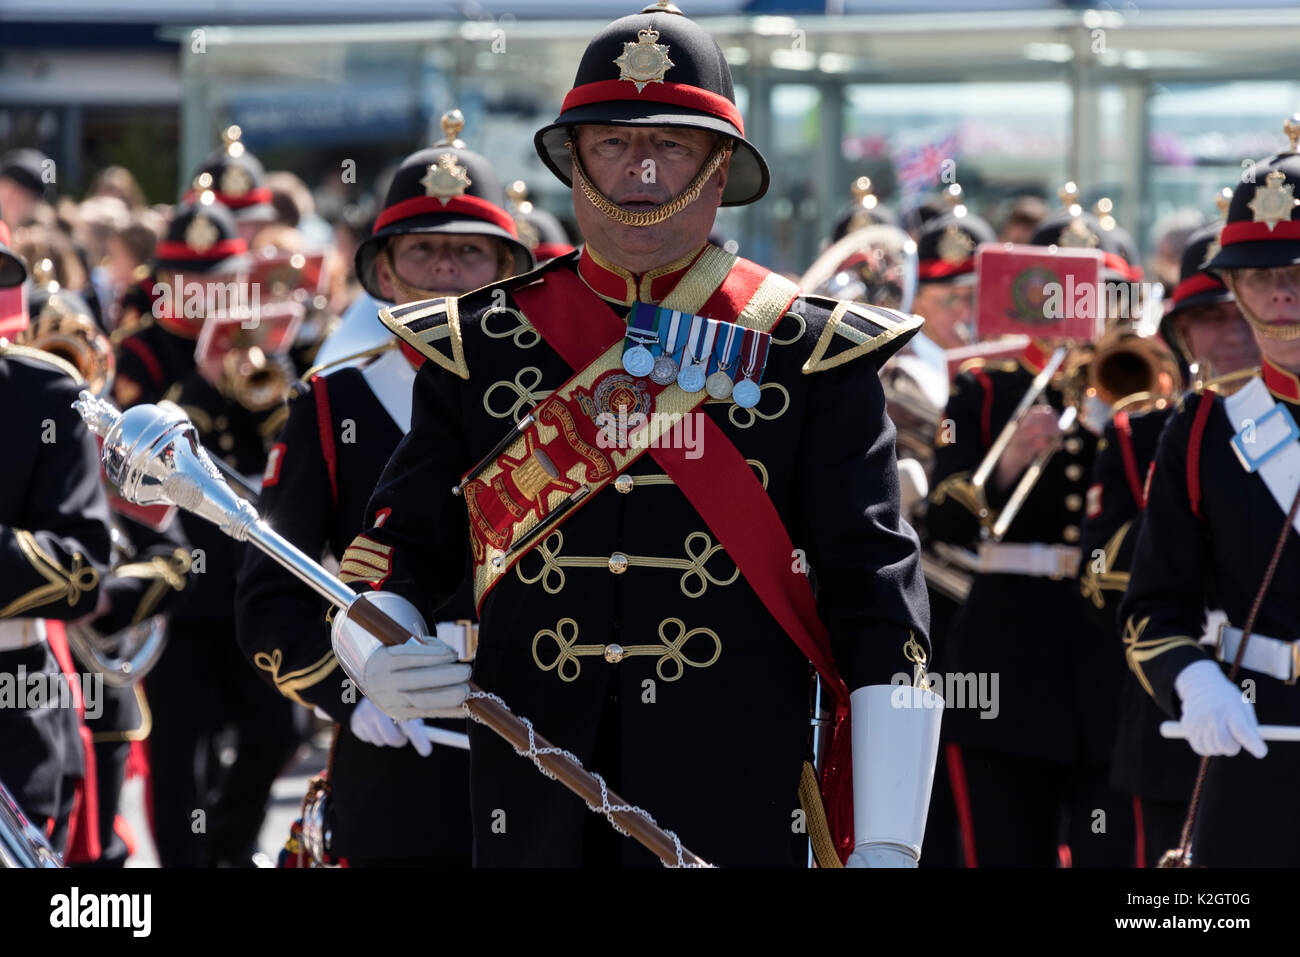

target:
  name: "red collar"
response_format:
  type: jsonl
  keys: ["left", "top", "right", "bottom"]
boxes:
{"left": 1018, "top": 338, "right": 1054, "bottom": 376}
{"left": 577, "top": 243, "right": 707, "bottom": 306}
{"left": 1263, "top": 357, "right": 1300, "bottom": 404}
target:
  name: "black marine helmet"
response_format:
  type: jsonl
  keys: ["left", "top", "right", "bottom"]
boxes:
{"left": 829, "top": 176, "right": 898, "bottom": 242}
{"left": 534, "top": 2, "right": 768, "bottom": 208}
{"left": 915, "top": 185, "right": 995, "bottom": 286}
{"left": 1030, "top": 183, "right": 1143, "bottom": 284}
{"left": 1206, "top": 114, "right": 1300, "bottom": 273}
{"left": 186, "top": 126, "right": 277, "bottom": 227}
{"left": 354, "top": 110, "right": 534, "bottom": 300}
{"left": 153, "top": 193, "right": 249, "bottom": 275}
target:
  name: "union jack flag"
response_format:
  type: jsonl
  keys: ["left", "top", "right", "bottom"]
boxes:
{"left": 891, "top": 129, "right": 959, "bottom": 200}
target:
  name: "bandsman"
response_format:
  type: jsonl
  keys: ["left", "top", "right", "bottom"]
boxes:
{"left": 331, "top": 3, "right": 937, "bottom": 868}
{"left": 1120, "top": 116, "right": 1300, "bottom": 866}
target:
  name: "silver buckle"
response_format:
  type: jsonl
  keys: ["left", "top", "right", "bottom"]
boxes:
{"left": 1214, "top": 620, "right": 1229, "bottom": 660}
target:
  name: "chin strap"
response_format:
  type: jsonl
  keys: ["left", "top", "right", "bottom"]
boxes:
{"left": 1223, "top": 271, "right": 1300, "bottom": 341}
{"left": 565, "top": 137, "right": 731, "bottom": 228}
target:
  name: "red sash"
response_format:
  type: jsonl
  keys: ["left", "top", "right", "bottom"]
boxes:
{"left": 510, "top": 263, "right": 857, "bottom": 860}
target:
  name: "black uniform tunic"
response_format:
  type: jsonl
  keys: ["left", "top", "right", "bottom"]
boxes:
{"left": 0, "top": 350, "right": 112, "bottom": 840}
{"left": 1121, "top": 366, "right": 1300, "bottom": 866}
{"left": 236, "top": 361, "right": 472, "bottom": 863}
{"left": 343, "top": 248, "right": 929, "bottom": 867}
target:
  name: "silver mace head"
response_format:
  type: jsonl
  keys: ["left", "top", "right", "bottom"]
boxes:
{"left": 72, "top": 391, "right": 259, "bottom": 542}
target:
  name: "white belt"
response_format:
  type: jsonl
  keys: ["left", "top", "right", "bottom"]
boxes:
{"left": 975, "top": 542, "right": 1081, "bottom": 580}
{"left": 0, "top": 619, "right": 47, "bottom": 652}
{"left": 1215, "top": 622, "right": 1300, "bottom": 684}
{"left": 434, "top": 619, "right": 479, "bottom": 662}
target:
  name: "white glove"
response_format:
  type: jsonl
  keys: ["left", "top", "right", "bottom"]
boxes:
{"left": 331, "top": 591, "right": 472, "bottom": 721}
{"left": 350, "top": 639, "right": 471, "bottom": 721}
{"left": 1174, "top": 659, "right": 1267, "bottom": 759}
{"left": 348, "top": 697, "right": 433, "bottom": 756}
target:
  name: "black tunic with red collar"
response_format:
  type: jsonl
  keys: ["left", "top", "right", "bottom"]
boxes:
{"left": 1079, "top": 406, "right": 1200, "bottom": 802}
{"left": 926, "top": 343, "right": 1123, "bottom": 766}
{"left": 235, "top": 356, "right": 472, "bottom": 862}
{"left": 1120, "top": 360, "right": 1300, "bottom": 717}
{"left": 111, "top": 310, "right": 202, "bottom": 410}
{"left": 339, "top": 245, "right": 929, "bottom": 867}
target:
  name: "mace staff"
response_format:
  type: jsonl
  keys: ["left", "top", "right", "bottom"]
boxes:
{"left": 72, "top": 392, "right": 709, "bottom": 868}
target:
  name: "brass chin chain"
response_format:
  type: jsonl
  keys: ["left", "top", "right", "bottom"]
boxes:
{"left": 565, "top": 138, "right": 731, "bottom": 228}
{"left": 1224, "top": 271, "right": 1300, "bottom": 341}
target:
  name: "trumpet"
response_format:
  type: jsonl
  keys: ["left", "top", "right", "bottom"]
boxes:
{"left": 222, "top": 345, "right": 291, "bottom": 412}
{"left": 16, "top": 301, "right": 116, "bottom": 397}
{"left": 1073, "top": 327, "right": 1183, "bottom": 431}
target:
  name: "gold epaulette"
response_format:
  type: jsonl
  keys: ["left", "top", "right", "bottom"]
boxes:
{"left": 800, "top": 297, "right": 923, "bottom": 374}
{"left": 378, "top": 297, "right": 468, "bottom": 380}
{"left": 0, "top": 342, "right": 85, "bottom": 386}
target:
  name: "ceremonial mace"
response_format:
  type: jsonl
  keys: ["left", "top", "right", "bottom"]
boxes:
{"left": 73, "top": 394, "right": 708, "bottom": 868}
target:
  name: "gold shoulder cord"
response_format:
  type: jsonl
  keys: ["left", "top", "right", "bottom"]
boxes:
{"left": 0, "top": 530, "right": 100, "bottom": 618}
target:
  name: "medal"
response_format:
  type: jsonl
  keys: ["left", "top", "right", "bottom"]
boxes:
{"left": 676, "top": 315, "right": 716, "bottom": 393}
{"left": 650, "top": 309, "right": 686, "bottom": 384}
{"left": 705, "top": 321, "right": 740, "bottom": 399}
{"left": 622, "top": 302, "right": 660, "bottom": 377}
{"left": 732, "top": 328, "right": 771, "bottom": 409}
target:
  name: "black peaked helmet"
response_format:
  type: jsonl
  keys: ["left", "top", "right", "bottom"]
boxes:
{"left": 534, "top": 2, "right": 768, "bottom": 207}
{"left": 186, "top": 126, "right": 277, "bottom": 226}
{"left": 830, "top": 176, "right": 898, "bottom": 242}
{"left": 505, "top": 180, "right": 576, "bottom": 261}
{"left": 0, "top": 221, "right": 26, "bottom": 288}
{"left": 154, "top": 196, "right": 249, "bottom": 274}
{"left": 0, "top": 148, "right": 51, "bottom": 202}
{"left": 354, "top": 110, "right": 534, "bottom": 300}
{"left": 1160, "top": 221, "right": 1237, "bottom": 368}
{"left": 915, "top": 186, "right": 995, "bottom": 285}
{"left": 1206, "top": 115, "right": 1300, "bottom": 272}
{"left": 1030, "top": 184, "right": 1143, "bottom": 283}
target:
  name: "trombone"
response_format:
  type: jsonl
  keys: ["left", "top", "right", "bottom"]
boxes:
{"left": 969, "top": 330, "right": 1182, "bottom": 541}
{"left": 968, "top": 343, "right": 1070, "bottom": 521}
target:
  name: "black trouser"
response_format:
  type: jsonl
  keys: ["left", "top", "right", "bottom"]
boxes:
{"left": 1192, "top": 748, "right": 1300, "bottom": 866}
{"left": 1133, "top": 795, "right": 1189, "bottom": 869}
{"left": 146, "top": 619, "right": 302, "bottom": 866}
{"left": 69, "top": 739, "right": 131, "bottom": 868}
{"left": 0, "top": 645, "right": 80, "bottom": 855}
{"left": 951, "top": 746, "right": 1135, "bottom": 867}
